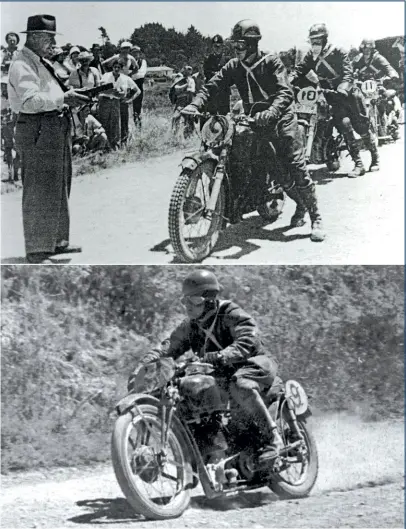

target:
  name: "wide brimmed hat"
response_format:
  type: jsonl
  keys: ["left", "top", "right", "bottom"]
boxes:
{"left": 69, "top": 46, "right": 80, "bottom": 56}
{"left": 132, "top": 45, "right": 141, "bottom": 52}
{"left": 5, "top": 32, "right": 20, "bottom": 45}
{"left": 120, "top": 41, "right": 132, "bottom": 49}
{"left": 21, "top": 14, "right": 60, "bottom": 35}
{"left": 78, "top": 50, "right": 94, "bottom": 62}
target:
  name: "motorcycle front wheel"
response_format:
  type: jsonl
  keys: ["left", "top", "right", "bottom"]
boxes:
{"left": 111, "top": 405, "right": 191, "bottom": 520}
{"left": 168, "top": 161, "right": 225, "bottom": 262}
{"left": 268, "top": 410, "right": 318, "bottom": 499}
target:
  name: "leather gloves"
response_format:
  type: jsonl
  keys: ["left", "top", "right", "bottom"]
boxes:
{"left": 254, "top": 109, "right": 278, "bottom": 127}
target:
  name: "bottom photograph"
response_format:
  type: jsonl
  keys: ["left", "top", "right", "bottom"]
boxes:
{"left": 1, "top": 265, "right": 404, "bottom": 529}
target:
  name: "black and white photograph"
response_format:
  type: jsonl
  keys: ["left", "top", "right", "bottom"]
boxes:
{"left": 0, "top": 2, "right": 404, "bottom": 264}
{"left": 0, "top": 2, "right": 404, "bottom": 529}
{"left": 1, "top": 264, "right": 404, "bottom": 527}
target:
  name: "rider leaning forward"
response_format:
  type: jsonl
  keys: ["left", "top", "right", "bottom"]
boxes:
{"left": 183, "top": 19, "right": 326, "bottom": 243}
{"left": 290, "top": 24, "right": 380, "bottom": 176}
{"left": 129, "top": 269, "right": 287, "bottom": 463}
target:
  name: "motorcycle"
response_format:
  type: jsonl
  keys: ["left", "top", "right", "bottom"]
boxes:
{"left": 358, "top": 78, "right": 400, "bottom": 145}
{"left": 294, "top": 85, "right": 344, "bottom": 172}
{"left": 112, "top": 357, "right": 319, "bottom": 520}
{"left": 167, "top": 106, "right": 286, "bottom": 263}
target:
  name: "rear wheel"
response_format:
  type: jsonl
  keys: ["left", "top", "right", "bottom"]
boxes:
{"left": 111, "top": 405, "right": 191, "bottom": 520}
{"left": 268, "top": 405, "right": 318, "bottom": 499}
{"left": 168, "top": 161, "right": 225, "bottom": 262}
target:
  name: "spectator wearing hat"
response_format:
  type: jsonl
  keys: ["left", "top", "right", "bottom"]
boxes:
{"left": 102, "top": 41, "right": 137, "bottom": 76}
{"left": 99, "top": 59, "right": 140, "bottom": 148}
{"left": 203, "top": 34, "right": 230, "bottom": 115}
{"left": 1, "top": 32, "right": 21, "bottom": 74}
{"left": 51, "top": 45, "right": 70, "bottom": 84}
{"left": 68, "top": 51, "right": 101, "bottom": 90}
{"left": 63, "top": 45, "right": 80, "bottom": 73}
{"left": 89, "top": 43, "right": 106, "bottom": 75}
{"left": 7, "top": 14, "right": 90, "bottom": 263}
{"left": 130, "top": 45, "right": 147, "bottom": 126}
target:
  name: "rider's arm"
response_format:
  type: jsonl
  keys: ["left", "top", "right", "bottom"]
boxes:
{"left": 142, "top": 319, "right": 192, "bottom": 364}
{"left": 219, "top": 302, "right": 262, "bottom": 365}
{"left": 375, "top": 54, "right": 399, "bottom": 80}
{"left": 266, "top": 55, "right": 294, "bottom": 120}
{"left": 289, "top": 51, "right": 314, "bottom": 85}
{"left": 337, "top": 47, "right": 354, "bottom": 93}
{"left": 190, "top": 58, "right": 235, "bottom": 111}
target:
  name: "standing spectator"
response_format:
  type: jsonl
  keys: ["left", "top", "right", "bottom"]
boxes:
{"left": 89, "top": 43, "right": 106, "bottom": 75}
{"left": 170, "top": 65, "right": 196, "bottom": 138}
{"left": 1, "top": 32, "right": 20, "bottom": 74}
{"left": 72, "top": 104, "right": 107, "bottom": 155}
{"left": 203, "top": 34, "right": 230, "bottom": 115}
{"left": 8, "top": 14, "right": 90, "bottom": 263}
{"left": 99, "top": 60, "right": 140, "bottom": 148}
{"left": 63, "top": 45, "right": 80, "bottom": 73}
{"left": 68, "top": 50, "right": 100, "bottom": 89}
{"left": 102, "top": 41, "right": 137, "bottom": 75}
{"left": 50, "top": 46, "right": 70, "bottom": 84}
{"left": 130, "top": 45, "right": 147, "bottom": 127}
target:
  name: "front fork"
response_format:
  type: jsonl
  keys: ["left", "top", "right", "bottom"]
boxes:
{"left": 205, "top": 147, "right": 228, "bottom": 219}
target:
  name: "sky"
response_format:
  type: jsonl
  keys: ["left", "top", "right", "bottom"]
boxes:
{"left": 1, "top": 2, "right": 404, "bottom": 52}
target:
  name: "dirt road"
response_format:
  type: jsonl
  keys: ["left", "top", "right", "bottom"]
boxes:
{"left": 2, "top": 415, "right": 404, "bottom": 528}
{"left": 1, "top": 136, "right": 404, "bottom": 264}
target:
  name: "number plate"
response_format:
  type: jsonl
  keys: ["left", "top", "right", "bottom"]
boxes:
{"left": 295, "top": 87, "right": 319, "bottom": 114}
{"left": 285, "top": 380, "right": 308, "bottom": 415}
{"left": 361, "top": 80, "right": 378, "bottom": 98}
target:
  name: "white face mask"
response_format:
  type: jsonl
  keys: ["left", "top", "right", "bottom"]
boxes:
{"left": 311, "top": 44, "right": 323, "bottom": 58}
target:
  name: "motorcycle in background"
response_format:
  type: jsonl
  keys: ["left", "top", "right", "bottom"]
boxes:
{"left": 294, "top": 85, "right": 343, "bottom": 172}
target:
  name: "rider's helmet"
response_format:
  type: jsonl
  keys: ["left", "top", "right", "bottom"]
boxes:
{"left": 308, "top": 23, "right": 329, "bottom": 41}
{"left": 182, "top": 270, "right": 220, "bottom": 298}
{"left": 360, "top": 38, "right": 375, "bottom": 51}
{"left": 230, "top": 20, "right": 262, "bottom": 42}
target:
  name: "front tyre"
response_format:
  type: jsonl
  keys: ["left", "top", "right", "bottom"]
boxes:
{"left": 112, "top": 405, "right": 191, "bottom": 520}
{"left": 168, "top": 161, "right": 225, "bottom": 262}
{"left": 269, "top": 415, "right": 318, "bottom": 499}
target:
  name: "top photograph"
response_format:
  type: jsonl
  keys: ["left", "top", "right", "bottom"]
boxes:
{"left": 1, "top": 1, "right": 404, "bottom": 265}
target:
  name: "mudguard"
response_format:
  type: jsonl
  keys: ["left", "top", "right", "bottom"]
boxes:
{"left": 181, "top": 151, "right": 218, "bottom": 172}
{"left": 115, "top": 392, "right": 159, "bottom": 415}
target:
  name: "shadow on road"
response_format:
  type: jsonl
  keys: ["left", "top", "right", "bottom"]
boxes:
{"left": 68, "top": 490, "right": 278, "bottom": 524}
{"left": 69, "top": 497, "right": 144, "bottom": 524}
{"left": 150, "top": 217, "right": 311, "bottom": 262}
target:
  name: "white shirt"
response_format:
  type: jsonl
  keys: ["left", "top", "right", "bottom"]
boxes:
{"left": 103, "top": 54, "right": 137, "bottom": 76}
{"left": 131, "top": 58, "right": 147, "bottom": 80}
{"left": 8, "top": 47, "right": 64, "bottom": 114}
{"left": 100, "top": 72, "right": 139, "bottom": 100}
{"left": 68, "top": 67, "right": 101, "bottom": 89}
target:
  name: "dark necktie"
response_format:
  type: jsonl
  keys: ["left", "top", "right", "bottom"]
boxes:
{"left": 40, "top": 57, "right": 69, "bottom": 93}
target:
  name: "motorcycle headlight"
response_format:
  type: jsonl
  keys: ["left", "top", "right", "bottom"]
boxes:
{"left": 201, "top": 116, "right": 233, "bottom": 147}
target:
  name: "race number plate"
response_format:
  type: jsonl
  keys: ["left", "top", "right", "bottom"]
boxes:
{"left": 285, "top": 380, "right": 308, "bottom": 415}
{"left": 295, "top": 87, "right": 318, "bottom": 114}
{"left": 361, "top": 79, "right": 378, "bottom": 98}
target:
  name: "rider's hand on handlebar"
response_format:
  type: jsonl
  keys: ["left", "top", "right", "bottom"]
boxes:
{"left": 203, "top": 351, "right": 223, "bottom": 365}
{"left": 254, "top": 109, "right": 277, "bottom": 127}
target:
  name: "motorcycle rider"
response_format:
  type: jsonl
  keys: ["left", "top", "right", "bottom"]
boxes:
{"left": 203, "top": 34, "right": 231, "bottom": 115}
{"left": 182, "top": 19, "right": 325, "bottom": 243}
{"left": 353, "top": 39, "right": 401, "bottom": 141}
{"left": 290, "top": 23, "right": 379, "bottom": 175}
{"left": 130, "top": 269, "right": 284, "bottom": 464}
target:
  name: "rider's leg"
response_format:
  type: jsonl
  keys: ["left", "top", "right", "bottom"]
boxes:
{"left": 341, "top": 117, "right": 366, "bottom": 177}
{"left": 276, "top": 112, "right": 325, "bottom": 241}
{"left": 349, "top": 92, "right": 380, "bottom": 172}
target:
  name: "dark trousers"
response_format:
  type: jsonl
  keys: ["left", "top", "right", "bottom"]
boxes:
{"left": 326, "top": 88, "right": 370, "bottom": 136}
{"left": 14, "top": 112, "right": 71, "bottom": 255}
{"left": 120, "top": 102, "right": 129, "bottom": 143}
{"left": 98, "top": 97, "right": 120, "bottom": 148}
{"left": 133, "top": 78, "right": 145, "bottom": 117}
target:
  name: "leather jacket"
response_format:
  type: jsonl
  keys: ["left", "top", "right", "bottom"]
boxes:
{"left": 144, "top": 300, "right": 262, "bottom": 367}
{"left": 191, "top": 51, "right": 294, "bottom": 119}
{"left": 352, "top": 50, "right": 399, "bottom": 81}
{"left": 290, "top": 44, "right": 354, "bottom": 93}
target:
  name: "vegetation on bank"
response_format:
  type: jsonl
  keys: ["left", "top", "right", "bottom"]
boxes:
{"left": 1, "top": 265, "right": 403, "bottom": 473}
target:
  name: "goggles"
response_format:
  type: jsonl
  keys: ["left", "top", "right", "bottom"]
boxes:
{"left": 180, "top": 295, "right": 207, "bottom": 307}
{"left": 232, "top": 41, "right": 248, "bottom": 51}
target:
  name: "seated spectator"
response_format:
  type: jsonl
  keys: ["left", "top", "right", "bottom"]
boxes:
{"left": 63, "top": 45, "right": 80, "bottom": 73}
{"left": 72, "top": 104, "right": 108, "bottom": 155}
{"left": 51, "top": 46, "right": 70, "bottom": 84}
{"left": 99, "top": 60, "right": 140, "bottom": 148}
{"left": 1, "top": 32, "right": 20, "bottom": 74}
{"left": 102, "top": 41, "right": 137, "bottom": 75}
{"left": 68, "top": 50, "right": 101, "bottom": 89}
